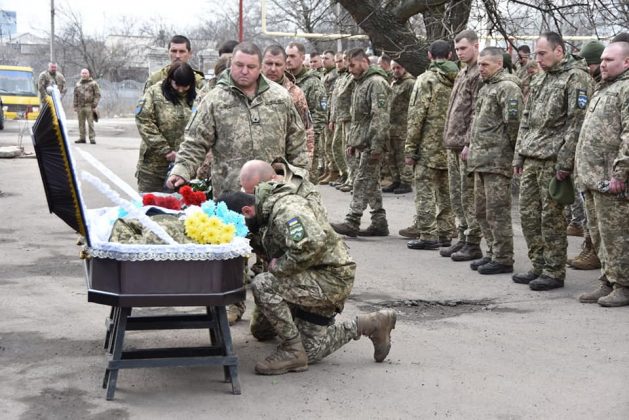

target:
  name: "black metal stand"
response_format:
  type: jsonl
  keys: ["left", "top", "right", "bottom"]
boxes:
{"left": 102, "top": 306, "right": 240, "bottom": 400}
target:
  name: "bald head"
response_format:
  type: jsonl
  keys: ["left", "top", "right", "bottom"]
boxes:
{"left": 239, "top": 160, "right": 278, "bottom": 193}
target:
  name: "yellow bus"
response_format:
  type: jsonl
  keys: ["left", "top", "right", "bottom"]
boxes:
{"left": 0, "top": 65, "right": 40, "bottom": 121}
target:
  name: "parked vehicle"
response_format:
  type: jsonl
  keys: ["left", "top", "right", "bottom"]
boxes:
{"left": 0, "top": 65, "right": 40, "bottom": 121}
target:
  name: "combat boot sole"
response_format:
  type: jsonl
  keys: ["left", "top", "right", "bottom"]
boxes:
{"left": 255, "top": 361, "right": 309, "bottom": 375}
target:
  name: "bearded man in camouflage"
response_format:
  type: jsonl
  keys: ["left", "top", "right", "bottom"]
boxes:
{"left": 575, "top": 41, "right": 629, "bottom": 307}
{"left": 512, "top": 32, "right": 593, "bottom": 291}
{"left": 467, "top": 47, "right": 523, "bottom": 274}
{"left": 219, "top": 182, "right": 396, "bottom": 375}
{"left": 331, "top": 48, "right": 391, "bottom": 237}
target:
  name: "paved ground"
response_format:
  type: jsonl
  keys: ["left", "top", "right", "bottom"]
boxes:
{"left": 0, "top": 118, "right": 628, "bottom": 419}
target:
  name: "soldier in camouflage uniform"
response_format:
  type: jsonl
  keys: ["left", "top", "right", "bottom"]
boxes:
{"left": 286, "top": 42, "right": 328, "bottom": 183}
{"left": 167, "top": 42, "right": 309, "bottom": 325}
{"left": 329, "top": 53, "right": 356, "bottom": 192}
{"left": 219, "top": 182, "right": 396, "bottom": 375}
{"left": 512, "top": 32, "right": 594, "bottom": 291}
{"left": 575, "top": 41, "right": 629, "bottom": 307}
{"left": 319, "top": 50, "right": 341, "bottom": 184}
{"left": 135, "top": 62, "right": 197, "bottom": 192}
{"left": 143, "top": 35, "right": 205, "bottom": 93}
{"left": 467, "top": 47, "right": 523, "bottom": 274}
{"left": 382, "top": 61, "right": 415, "bottom": 195}
{"left": 404, "top": 41, "right": 458, "bottom": 250}
{"left": 331, "top": 48, "right": 391, "bottom": 237}
{"left": 441, "top": 30, "right": 484, "bottom": 262}
{"left": 38, "top": 63, "right": 67, "bottom": 100}
{"left": 73, "top": 69, "right": 101, "bottom": 144}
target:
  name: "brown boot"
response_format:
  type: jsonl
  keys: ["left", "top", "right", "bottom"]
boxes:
{"left": 451, "top": 243, "right": 483, "bottom": 261}
{"left": 566, "top": 224, "right": 584, "bottom": 237}
{"left": 568, "top": 237, "right": 601, "bottom": 270}
{"left": 598, "top": 285, "right": 629, "bottom": 307}
{"left": 399, "top": 225, "right": 420, "bottom": 238}
{"left": 331, "top": 221, "right": 359, "bottom": 237}
{"left": 254, "top": 336, "right": 308, "bottom": 375}
{"left": 356, "top": 309, "right": 397, "bottom": 362}
{"left": 227, "top": 301, "right": 246, "bottom": 325}
{"left": 579, "top": 279, "right": 613, "bottom": 303}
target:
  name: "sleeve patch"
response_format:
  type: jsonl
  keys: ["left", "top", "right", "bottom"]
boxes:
{"left": 287, "top": 217, "right": 306, "bottom": 242}
{"left": 377, "top": 93, "right": 386, "bottom": 108}
{"left": 576, "top": 89, "right": 588, "bottom": 109}
{"left": 134, "top": 99, "right": 145, "bottom": 115}
{"left": 320, "top": 97, "right": 328, "bottom": 111}
{"left": 508, "top": 98, "right": 519, "bottom": 120}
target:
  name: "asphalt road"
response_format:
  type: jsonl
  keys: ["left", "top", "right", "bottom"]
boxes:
{"left": 0, "top": 118, "right": 627, "bottom": 419}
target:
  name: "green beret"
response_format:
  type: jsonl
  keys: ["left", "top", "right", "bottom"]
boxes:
{"left": 580, "top": 41, "right": 605, "bottom": 65}
{"left": 549, "top": 176, "right": 575, "bottom": 205}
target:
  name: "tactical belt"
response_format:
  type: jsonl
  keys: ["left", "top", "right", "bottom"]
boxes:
{"left": 292, "top": 307, "right": 335, "bottom": 326}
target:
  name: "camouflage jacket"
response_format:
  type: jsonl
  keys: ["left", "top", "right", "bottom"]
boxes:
{"left": 468, "top": 69, "right": 523, "bottom": 177}
{"left": 330, "top": 70, "right": 353, "bottom": 123}
{"left": 135, "top": 82, "right": 193, "bottom": 173}
{"left": 255, "top": 182, "right": 355, "bottom": 312}
{"left": 404, "top": 60, "right": 458, "bottom": 169}
{"left": 443, "top": 61, "right": 479, "bottom": 150}
{"left": 279, "top": 73, "right": 314, "bottom": 156}
{"left": 514, "top": 54, "right": 594, "bottom": 171}
{"left": 38, "top": 70, "right": 67, "bottom": 98}
{"left": 144, "top": 64, "right": 206, "bottom": 93}
{"left": 73, "top": 78, "right": 101, "bottom": 109}
{"left": 293, "top": 67, "right": 328, "bottom": 134}
{"left": 272, "top": 156, "right": 325, "bottom": 217}
{"left": 389, "top": 72, "right": 415, "bottom": 138}
{"left": 170, "top": 70, "right": 309, "bottom": 197}
{"left": 348, "top": 66, "right": 391, "bottom": 154}
{"left": 575, "top": 69, "right": 629, "bottom": 191}
{"left": 322, "top": 67, "right": 338, "bottom": 98}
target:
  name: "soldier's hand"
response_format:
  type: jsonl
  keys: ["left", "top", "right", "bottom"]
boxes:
{"left": 404, "top": 157, "right": 415, "bottom": 166}
{"left": 346, "top": 146, "right": 355, "bottom": 157}
{"left": 513, "top": 167, "right": 523, "bottom": 176}
{"left": 328, "top": 122, "right": 335, "bottom": 132}
{"left": 165, "top": 151, "right": 177, "bottom": 162}
{"left": 609, "top": 177, "right": 625, "bottom": 194}
{"left": 555, "top": 170, "right": 570, "bottom": 181}
{"left": 166, "top": 175, "right": 186, "bottom": 190}
{"left": 460, "top": 146, "right": 469, "bottom": 161}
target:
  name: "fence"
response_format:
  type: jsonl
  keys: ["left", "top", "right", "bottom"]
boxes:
{"left": 61, "top": 79, "right": 143, "bottom": 118}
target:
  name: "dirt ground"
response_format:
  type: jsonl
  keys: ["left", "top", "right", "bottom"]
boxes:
{"left": 0, "top": 118, "right": 628, "bottom": 419}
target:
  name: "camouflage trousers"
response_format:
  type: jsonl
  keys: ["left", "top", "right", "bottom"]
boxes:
{"left": 323, "top": 124, "right": 337, "bottom": 172}
{"left": 519, "top": 158, "right": 567, "bottom": 279}
{"left": 474, "top": 172, "right": 514, "bottom": 265}
{"left": 583, "top": 190, "right": 629, "bottom": 286}
{"left": 346, "top": 150, "right": 387, "bottom": 228}
{"left": 309, "top": 131, "right": 323, "bottom": 183}
{"left": 386, "top": 135, "right": 413, "bottom": 185}
{"left": 136, "top": 166, "right": 169, "bottom": 193}
{"left": 564, "top": 189, "right": 586, "bottom": 227}
{"left": 413, "top": 164, "right": 453, "bottom": 240}
{"left": 332, "top": 121, "right": 348, "bottom": 176}
{"left": 77, "top": 106, "right": 95, "bottom": 141}
{"left": 251, "top": 271, "right": 358, "bottom": 363}
{"left": 446, "top": 149, "right": 481, "bottom": 244}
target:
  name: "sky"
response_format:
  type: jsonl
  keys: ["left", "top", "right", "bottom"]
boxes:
{"left": 0, "top": 0, "right": 219, "bottom": 36}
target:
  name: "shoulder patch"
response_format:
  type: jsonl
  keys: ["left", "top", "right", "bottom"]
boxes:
{"left": 508, "top": 98, "right": 519, "bottom": 120}
{"left": 287, "top": 217, "right": 306, "bottom": 242}
{"left": 377, "top": 93, "right": 386, "bottom": 108}
{"left": 134, "top": 99, "right": 145, "bottom": 115}
{"left": 320, "top": 97, "right": 328, "bottom": 111}
{"left": 576, "top": 89, "right": 588, "bottom": 109}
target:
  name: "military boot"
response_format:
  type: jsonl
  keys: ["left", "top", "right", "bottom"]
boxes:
{"left": 356, "top": 309, "right": 397, "bottom": 362}
{"left": 227, "top": 301, "right": 246, "bottom": 325}
{"left": 357, "top": 224, "right": 389, "bottom": 237}
{"left": 597, "top": 285, "right": 629, "bottom": 307}
{"left": 393, "top": 183, "right": 412, "bottom": 194}
{"left": 382, "top": 181, "right": 400, "bottom": 193}
{"left": 512, "top": 271, "right": 540, "bottom": 284}
{"left": 566, "top": 224, "right": 584, "bottom": 237}
{"left": 399, "top": 225, "right": 420, "bottom": 238}
{"left": 578, "top": 278, "right": 612, "bottom": 303}
{"left": 331, "top": 221, "right": 359, "bottom": 237}
{"left": 254, "top": 336, "right": 308, "bottom": 375}
{"left": 318, "top": 169, "right": 331, "bottom": 184}
{"left": 451, "top": 243, "right": 483, "bottom": 261}
{"left": 250, "top": 307, "right": 277, "bottom": 341}
{"left": 329, "top": 174, "right": 347, "bottom": 187}
{"left": 338, "top": 184, "right": 353, "bottom": 193}
{"left": 568, "top": 237, "right": 601, "bottom": 270}
{"left": 478, "top": 261, "right": 513, "bottom": 275}
{"left": 440, "top": 240, "right": 465, "bottom": 257}
{"left": 470, "top": 257, "right": 491, "bottom": 271}
{"left": 407, "top": 239, "right": 440, "bottom": 250}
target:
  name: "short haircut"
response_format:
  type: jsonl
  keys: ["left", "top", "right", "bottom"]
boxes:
{"left": 455, "top": 29, "right": 478, "bottom": 43}
{"left": 612, "top": 33, "right": 629, "bottom": 43}
{"left": 264, "top": 44, "right": 287, "bottom": 60}
{"left": 540, "top": 31, "right": 565, "bottom": 54}
{"left": 612, "top": 41, "right": 629, "bottom": 57}
{"left": 218, "top": 40, "right": 239, "bottom": 56}
{"left": 323, "top": 49, "right": 335, "bottom": 56}
{"left": 233, "top": 41, "right": 263, "bottom": 63}
{"left": 379, "top": 54, "right": 392, "bottom": 64}
{"left": 310, "top": 50, "right": 320, "bottom": 57}
{"left": 169, "top": 35, "right": 191, "bottom": 51}
{"left": 517, "top": 45, "right": 531, "bottom": 54}
{"left": 287, "top": 42, "right": 306, "bottom": 55}
{"left": 347, "top": 48, "right": 369, "bottom": 61}
{"left": 217, "top": 191, "right": 255, "bottom": 213}
{"left": 429, "top": 40, "right": 451, "bottom": 59}
{"left": 480, "top": 46, "right": 504, "bottom": 60}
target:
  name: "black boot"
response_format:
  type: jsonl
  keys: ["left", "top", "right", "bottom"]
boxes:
{"left": 450, "top": 243, "right": 483, "bottom": 261}
{"left": 382, "top": 181, "right": 400, "bottom": 193}
{"left": 478, "top": 261, "right": 514, "bottom": 275}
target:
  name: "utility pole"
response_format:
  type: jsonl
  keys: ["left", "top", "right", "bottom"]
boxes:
{"left": 238, "top": 0, "right": 244, "bottom": 42}
{"left": 50, "top": 0, "right": 55, "bottom": 62}
{"left": 336, "top": 3, "right": 342, "bottom": 52}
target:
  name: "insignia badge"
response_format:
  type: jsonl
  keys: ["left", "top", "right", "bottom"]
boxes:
{"left": 134, "top": 99, "right": 145, "bottom": 115}
{"left": 576, "top": 89, "right": 588, "bottom": 109}
{"left": 287, "top": 217, "right": 306, "bottom": 242}
{"left": 320, "top": 98, "right": 327, "bottom": 111}
{"left": 508, "top": 99, "right": 519, "bottom": 120}
{"left": 377, "top": 93, "right": 386, "bottom": 108}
